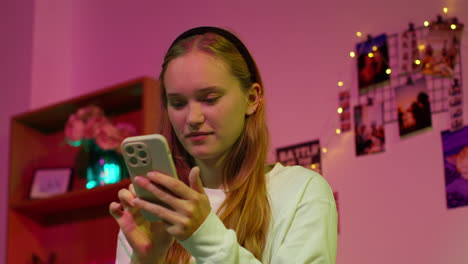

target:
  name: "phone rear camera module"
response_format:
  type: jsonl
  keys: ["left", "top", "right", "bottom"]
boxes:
{"left": 137, "top": 144, "right": 143, "bottom": 149}
{"left": 129, "top": 156, "right": 138, "bottom": 166}
{"left": 138, "top": 151, "right": 147, "bottom": 158}
{"left": 125, "top": 146, "right": 135, "bottom": 155}
{"left": 142, "top": 160, "right": 148, "bottom": 165}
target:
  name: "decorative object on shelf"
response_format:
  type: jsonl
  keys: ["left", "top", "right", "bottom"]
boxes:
{"left": 30, "top": 168, "right": 72, "bottom": 199}
{"left": 65, "top": 105, "right": 137, "bottom": 189}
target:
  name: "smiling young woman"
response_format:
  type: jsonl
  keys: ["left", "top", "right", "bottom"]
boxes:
{"left": 110, "top": 27, "right": 338, "bottom": 264}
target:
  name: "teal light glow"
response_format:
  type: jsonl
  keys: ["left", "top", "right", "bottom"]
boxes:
{"left": 66, "top": 138, "right": 82, "bottom": 147}
{"left": 101, "top": 163, "right": 121, "bottom": 184}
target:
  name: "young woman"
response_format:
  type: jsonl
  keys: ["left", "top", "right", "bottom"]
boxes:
{"left": 110, "top": 26, "right": 338, "bottom": 264}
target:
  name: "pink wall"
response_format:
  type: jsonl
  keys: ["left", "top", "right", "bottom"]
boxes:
{"left": 0, "top": 1, "right": 34, "bottom": 263}
{"left": 4, "top": 0, "right": 468, "bottom": 263}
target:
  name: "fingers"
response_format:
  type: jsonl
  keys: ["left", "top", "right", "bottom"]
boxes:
{"left": 133, "top": 197, "right": 185, "bottom": 225}
{"left": 145, "top": 171, "right": 197, "bottom": 199}
{"left": 109, "top": 201, "right": 123, "bottom": 219}
{"left": 188, "top": 167, "right": 205, "bottom": 194}
{"left": 133, "top": 176, "right": 184, "bottom": 210}
{"left": 118, "top": 185, "right": 137, "bottom": 209}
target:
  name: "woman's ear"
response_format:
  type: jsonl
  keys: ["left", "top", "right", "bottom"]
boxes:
{"left": 246, "top": 83, "right": 262, "bottom": 116}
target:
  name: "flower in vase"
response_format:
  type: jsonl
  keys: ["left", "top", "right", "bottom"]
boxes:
{"left": 64, "top": 105, "right": 137, "bottom": 185}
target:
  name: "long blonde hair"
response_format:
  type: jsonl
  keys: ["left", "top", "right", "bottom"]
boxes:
{"left": 158, "top": 30, "right": 271, "bottom": 263}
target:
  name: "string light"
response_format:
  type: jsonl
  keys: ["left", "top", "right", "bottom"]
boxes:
{"left": 310, "top": 164, "right": 317, "bottom": 169}
{"left": 424, "top": 21, "right": 430, "bottom": 27}
{"left": 322, "top": 148, "right": 328, "bottom": 153}
{"left": 336, "top": 129, "right": 342, "bottom": 134}
{"left": 372, "top": 46, "right": 378, "bottom": 51}
{"left": 350, "top": 51, "right": 356, "bottom": 58}
{"left": 337, "top": 107, "right": 343, "bottom": 114}
{"left": 386, "top": 68, "right": 392, "bottom": 75}
{"left": 338, "top": 81, "right": 344, "bottom": 87}
{"left": 443, "top": 7, "right": 448, "bottom": 13}
{"left": 415, "top": 59, "right": 421, "bottom": 65}
{"left": 368, "top": 53, "right": 374, "bottom": 58}
{"left": 356, "top": 31, "right": 362, "bottom": 37}
{"left": 418, "top": 44, "right": 425, "bottom": 50}
{"left": 451, "top": 24, "right": 457, "bottom": 30}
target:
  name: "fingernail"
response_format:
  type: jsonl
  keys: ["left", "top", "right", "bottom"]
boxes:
{"left": 132, "top": 198, "right": 140, "bottom": 205}
{"left": 147, "top": 172, "right": 156, "bottom": 177}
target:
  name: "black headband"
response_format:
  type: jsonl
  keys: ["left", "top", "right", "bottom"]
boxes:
{"left": 168, "top": 26, "right": 258, "bottom": 83}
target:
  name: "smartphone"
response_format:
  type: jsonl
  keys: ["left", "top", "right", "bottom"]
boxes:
{"left": 121, "top": 134, "right": 178, "bottom": 221}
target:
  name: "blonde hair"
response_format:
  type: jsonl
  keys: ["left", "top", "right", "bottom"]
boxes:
{"left": 158, "top": 31, "right": 271, "bottom": 263}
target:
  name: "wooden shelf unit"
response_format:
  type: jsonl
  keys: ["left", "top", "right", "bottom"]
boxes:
{"left": 7, "top": 77, "right": 161, "bottom": 264}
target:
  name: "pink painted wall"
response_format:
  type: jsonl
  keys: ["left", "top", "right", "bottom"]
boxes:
{"left": 4, "top": 0, "right": 468, "bottom": 263}
{"left": 0, "top": 1, "right": 34, "bottom": 263}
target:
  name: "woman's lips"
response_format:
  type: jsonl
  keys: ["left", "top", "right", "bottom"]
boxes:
{"left": 186, "top": 132, "right": 213, "bottom": 142}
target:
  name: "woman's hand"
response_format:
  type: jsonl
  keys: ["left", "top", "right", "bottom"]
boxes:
{"left": 109, "top": 184, "right": 174, "bottom": 264}
{"left": 132, "top": 166, "right": 212, "bottom": 241}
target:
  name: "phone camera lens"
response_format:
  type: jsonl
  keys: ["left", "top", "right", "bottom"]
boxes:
{"left": 126, "top": 146, "right": 135, "bottom": 155}
{"left": 138, "top": 151, "right": 147, "bottom": 158}
{"left": 129, "top": 157, "right": 138, "bottom": 165}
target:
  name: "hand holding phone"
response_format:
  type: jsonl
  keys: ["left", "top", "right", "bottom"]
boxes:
{"left": 121, "top": 134, "right": 178, "bottom": 221}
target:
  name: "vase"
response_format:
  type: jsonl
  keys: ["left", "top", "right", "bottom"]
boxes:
{"left": 75, "top": 140, "right": 128, "bottom": 189}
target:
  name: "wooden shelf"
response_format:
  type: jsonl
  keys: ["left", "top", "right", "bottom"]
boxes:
{"left": 7, "top": 76, "right": 161, "bottom": 263}
{"left": 11, "top": 179, "right": 131, "bottom": 218}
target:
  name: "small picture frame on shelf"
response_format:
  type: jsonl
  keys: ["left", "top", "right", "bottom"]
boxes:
{"left": 29, "top": 168, "right": 73, "bottom": 199}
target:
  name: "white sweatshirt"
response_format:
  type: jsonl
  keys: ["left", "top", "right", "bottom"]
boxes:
{"left": 116, "top": 163, "right": 338, "bottom": 263}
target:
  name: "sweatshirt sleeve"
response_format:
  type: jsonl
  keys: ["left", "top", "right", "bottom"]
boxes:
{"left": 179, "top": 210, "right": 263, "bottom": 264}
{"left": 115, "top": 229, "right": 132, "bottom": 264}
{"left": 270, "top": 175, "right": 338, "bottom": 264}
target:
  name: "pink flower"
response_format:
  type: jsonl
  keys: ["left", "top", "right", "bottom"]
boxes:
{"left": 65, "top": 114, "right": 85, "bottom": 142}
{"left": 94, "top": 121, "right": 122, "bottom": 150}
{"left": 116, "top": 123, "right": 138, "bottom": 139}
{"left": 84, "top": 116, "right": 108, "bottom": 139}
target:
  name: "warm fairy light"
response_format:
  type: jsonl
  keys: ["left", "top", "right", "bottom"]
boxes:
{"left": 443, "top": 7, "right": 448, "bottom": 13}
{"left": 356, "top": 31, "right": 362, "bottom": 37}
{"left": 338, "top": 81, "right": 344, "bottom": 87}
{"left": 415, "top": 59, "right": 421, "bottom": 65}
{"left": 338, "top": 107, "right": 343, "bottom": 114}
{"left": 418, "top": 44, "right": 425, "bottom": 50}
{"left": 386, "top": 68, "right": 392, "bottom": 75}
{"left": 350, "top": 51, "right": 356, "bottom": 58}
{"left": 336, "top": 129, "right": 342, "bottom": 134}
{"left": 424, "top": 21, "right": 430, "bottom": 27}
{"left": 372, "top": 46, "right": 378, "bottom": 51}
{"left": 368, "top": 53, "right": 374, "bottom": 58}
{"left": 451, "top": 24, "right": 457, "bottom": 30}
{"left": 310, "top": 164, "right": 317, "bottom": 169}
{"left": 322, "top": 148, "right": 328, "bottom": 153}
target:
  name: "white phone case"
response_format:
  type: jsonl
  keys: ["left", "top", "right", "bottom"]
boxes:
{"left": 121, "top": 134, "right": 178, "bottom": 221}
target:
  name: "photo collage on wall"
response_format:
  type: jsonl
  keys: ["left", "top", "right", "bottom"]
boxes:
{"left": 395, "top": 77, "right": 432, "bottom": 137}
{"left": 356, "top": 34, "right": 390, "bottom": 94}
{"left": 339, "top": 91, "right": 351, "bottom": 132}
{"left": 422, "top": 18, "right": 464, "bottom": 77}
{"left": 354, "top": 101, "right": 385, "bottom": 156}
{"left": 441, "top": 126, "right": 468, "bottom": 209}
{"left": 276, "top": 140, "right": 322, "bottom": 174}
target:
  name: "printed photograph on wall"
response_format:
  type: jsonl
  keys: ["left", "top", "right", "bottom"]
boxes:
{"left": 339, "top": 90, "right": 351, "bottom": 132}
{"left": 354, "top": 102, "right": 385, "bottom": 156}
{"left": 420, "top": 19, "right": 463, "bottom": 77}
{"left": 356, "top": 34, "right": 390, "bottom": 94}
{"left": 395, "top": 77, "right": 432, "bottom": 137}
{"left": 441, "top": 126, "right": 468, "bottom": 209}
{"left": 399, "top": 29, "right": 421, "bottom": 75}
{"left": 276, "top": 140, "right": 321, "bottom": 174}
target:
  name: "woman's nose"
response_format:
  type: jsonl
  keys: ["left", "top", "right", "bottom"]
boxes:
{"left": 187, "top": 102, "right": 205, "bottom": 129}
